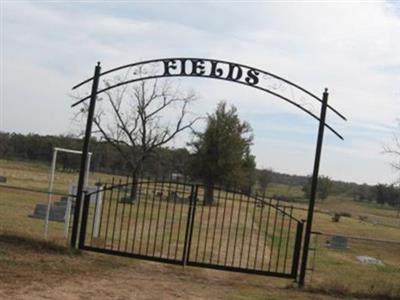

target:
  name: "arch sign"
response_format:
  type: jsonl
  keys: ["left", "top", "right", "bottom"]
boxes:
{"left": 72, "top": 58, "right": 345, "bottom": 138}
{"left": 70, "top": 57, "right": 346, "bottom": 286}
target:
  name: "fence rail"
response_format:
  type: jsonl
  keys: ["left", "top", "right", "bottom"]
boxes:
{"left": 0, "top": 184, "right": 77, "bottom": 242}
{"left": 0, "top": 184, "right": 75, "bottom": 198}
{"left": 79, "top": 179, "right": 304, "bottom": 279}
{"left": 312, "top": 231, "right": 400, "bottom": 245}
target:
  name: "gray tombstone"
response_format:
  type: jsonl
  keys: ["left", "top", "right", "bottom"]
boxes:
{"left": 29, "top": 184, "right": 103, "bottom": 239}
{"left": 68, "top": 184, "right": 103, "bottom": 238}
{"left": 120, "top": 196, "right": 135, "bottom": 204}
{"left": 167, "top": 191, "right": 189, "bottom": 203}
{"left": 329, "top": 235, "right": 348, "bottom": 250}
{"left": 168, "top": 191, "right": 178, "bottom": 202}
{"left": 69, "top": 185, "right": 101, "bottom": 204}
{"left": 30, "top": 202, "right": 67, "bottom": 222}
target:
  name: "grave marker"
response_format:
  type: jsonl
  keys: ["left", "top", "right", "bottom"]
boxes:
{"left": 329, "top": 235, "right": 348, "bottom": 250}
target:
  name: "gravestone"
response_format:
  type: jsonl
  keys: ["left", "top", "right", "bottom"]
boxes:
{"left": 29, "top": 184, "right": 103, "bottom": 222}
{"left": 120, "top": 196, "right": 136, "bottom": 204}
{"left": 69, "top": 185, "right": 102, "bottom": 204}
{"left": 29, "top": 200, "right": 68, "bottom": 222}
{"left": 329, "top": 235, "right": 348, "bottom": 250}
{"left": 356, "top": 255, "right": 384, "bottom": 266}
{"left": 168, "top": 191, "right": 178, "bottom": 201}
{"left": 0, "top": 176, "right": 6, "bottom": 183}
{"left": 167, "top": 191, "right": 189, "bottom": 203}
{"left": 256, "top": 199, "right": 265, "bottom": 208}
{"left": 118, "top": 188, "right": 149, "bottom": 204}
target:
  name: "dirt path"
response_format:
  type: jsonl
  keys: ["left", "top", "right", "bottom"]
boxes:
{"left": 0, "top": 234, "right": 340, "bottom": 300}
{"left": 1, "top": 262, "right": 338, "bottom": 300}
{"left": 0, "top": 261, "right": 339, "bottom": 300}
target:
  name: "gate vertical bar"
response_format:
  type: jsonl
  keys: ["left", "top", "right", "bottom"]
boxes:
{"left": 298, "top": 89, "right": 328, "bottom": 286}
{"left": 71, "top": 62, "right": 101, "bottom": 248}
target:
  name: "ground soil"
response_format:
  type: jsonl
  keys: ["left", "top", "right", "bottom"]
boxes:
{"left": 0, "top": 235, "right": 340, "bottom": 300}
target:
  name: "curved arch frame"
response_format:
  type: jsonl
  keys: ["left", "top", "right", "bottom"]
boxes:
{"left": 70, "top": 58, "right": 346, "bottom": 287}
{"left": 71, "top": 58, "right": 345, "bottom": 139}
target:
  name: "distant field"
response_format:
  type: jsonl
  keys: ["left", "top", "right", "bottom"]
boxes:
{"left": 0, "top": 159, "right": 399, "bottom": 299}
{"left": 264, "top": 182, "right": 304, "bottom": 199}
{"left": 0, "top": 159, "right": 123, "bottom": 193}
{"left": 317, "top": 196, "right": 400, "bottom": 229}
{"left": 0, "top": 159, "right": 127, "bottom": 242}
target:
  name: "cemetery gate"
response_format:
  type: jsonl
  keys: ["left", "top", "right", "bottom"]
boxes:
{"left": 78, "top": 179, "right": 304, "bottom": 279}
{"left": 70, "top": 57, "right": 345, "bottom": 285}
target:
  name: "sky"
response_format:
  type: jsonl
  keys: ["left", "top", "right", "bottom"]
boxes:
{"left": 1, "top": 1, "right": 400, "bottom": 185}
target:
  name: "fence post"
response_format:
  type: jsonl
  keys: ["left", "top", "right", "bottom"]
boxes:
{"left": 298, "top": 89, "right": 328, "bottom": 286}
{"left": 182, "top": 184, "right": 198, "bottom": 266}
{"left": 93, "top": 183, "right": 103, "bottom": 238}
{"left": 70, "top": 62, "right": 101, "bottom": 248}
{"left": 78, "top": 192, "right": 90, "bottom": 249}
{"left": 291, "top": 221, "right": 304, "bottom": 278}
{"left": 44, "top": 148, "right": 57, "bottom": 239}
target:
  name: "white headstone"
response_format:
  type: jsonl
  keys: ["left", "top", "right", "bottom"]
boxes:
{"left": 356, "top": 256, "right": 384, "bottom": 266}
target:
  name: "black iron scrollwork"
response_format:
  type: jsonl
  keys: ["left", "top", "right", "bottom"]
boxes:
{"left": 71, "top": 57, "right": 345, "bottom": 139}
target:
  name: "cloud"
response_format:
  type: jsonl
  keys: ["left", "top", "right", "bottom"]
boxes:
{"left": 2, "top": 1, "right": 400, "bottom": 184}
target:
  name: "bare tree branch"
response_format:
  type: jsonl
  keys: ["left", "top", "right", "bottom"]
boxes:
{"left": 74, "top": 68, "right": 199, "bottom": 190}
{"left": 383, "top": 121, "right": 400, "bottom": 177}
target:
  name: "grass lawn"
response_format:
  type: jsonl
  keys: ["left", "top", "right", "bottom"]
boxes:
{"left": 0, "top": 159, "right": 399, "bottom": 299}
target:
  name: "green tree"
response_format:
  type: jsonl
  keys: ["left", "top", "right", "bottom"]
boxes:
{"left": 257, "top": 168, "right": 273, "bottom": 194}
{"left": 190, "top": 101, "right": 255, "bottom": 205}
{"left": 303, "top": 175, "right": 332, "bottom": 202}
{"left": 318, "top": 176, "right": 333, "bottom": 201}
{"left": 374, "top": 183, "right": 387, "bottom": 206}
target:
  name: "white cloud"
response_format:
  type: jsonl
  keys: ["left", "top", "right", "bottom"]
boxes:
{"left": 1, "top": 1, "right": 399, "bottom": 184}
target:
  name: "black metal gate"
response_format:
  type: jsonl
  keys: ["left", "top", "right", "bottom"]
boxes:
{"left": 71, "top": 58, "right": 346, "bottom": 285}
{"left": 79, "top": 179, "right": 303, "bottom": 280}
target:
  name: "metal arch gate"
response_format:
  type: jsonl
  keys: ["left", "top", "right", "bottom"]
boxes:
{"left": 79, "top": 179, "right": 304, "bottom": 280}
{"left": 70, "top": 57, "right": 346, "bottom": 285}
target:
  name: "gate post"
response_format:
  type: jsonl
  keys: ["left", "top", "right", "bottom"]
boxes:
{"left": 182, "top": 184, "right": 198, "bottom": 266}
{"left": 70, "top": 62, "right": 101, "bottom": 248}
{"left": 291, "top": 221, "right": 304, "bottom": 278}
{"left": 78, "top": 192, "right": 90, "bottom": 249}
{"left": 298, "top": 89, "right": 329, "bottom": 286}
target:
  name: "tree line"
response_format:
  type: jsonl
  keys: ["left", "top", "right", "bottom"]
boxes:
{"left": 0, "top": 131, "right": 191, "bottom": 178}
{"left": 1, "top": 130, "right": 399, "bottom": 208}
{"left": 0, "top": 99, "right": 257, "bottom": 203}
{"left": 1, "top": 67, "right": 399, "bottom": 208}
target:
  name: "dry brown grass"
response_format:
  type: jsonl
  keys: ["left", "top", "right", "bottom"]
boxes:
{"left": 1, "top": 159, "right": 400, "bottom": 299}
{"left": 0, "top": 233, "right": 341, "bottom": 300}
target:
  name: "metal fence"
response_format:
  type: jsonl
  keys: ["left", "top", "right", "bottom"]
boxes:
{"left": 0, "top": 184, "right": 76, "bottom": 243}
{"left": 79, "top": 178, "right": 304, "bottom": 279}
{"left": 306, "top": 231, "right": 400, "bottom": 288}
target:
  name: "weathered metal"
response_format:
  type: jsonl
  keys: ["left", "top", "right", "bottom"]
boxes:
{"left": 70, "top": 62, "right": 101, "bottom": 248}
{"left": 78, "top": 179, "right": 304, "bottom": 280}
{"left": 70, "top": 58, "right": 345, "bottom": 285}
{"left": 71, "top": 58, "right": 345, "bottom": 139}
{"left": 298, "top": 89, "right": 329, "bottom": 286}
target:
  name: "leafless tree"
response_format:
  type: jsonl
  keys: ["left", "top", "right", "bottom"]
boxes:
{"left": 76, "top": 68, "right": 199, "bottom": 199}
{"left": 383, "top": 120, "right": 400, "bottom": 217}
{"left": 383, "top": 120, "right": 400, "bottom": 174}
